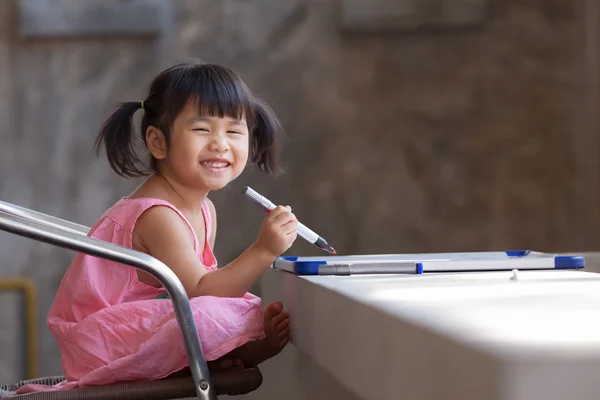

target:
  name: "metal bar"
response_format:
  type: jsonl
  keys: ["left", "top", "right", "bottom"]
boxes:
{"left": 0, "top": 211, "right": 216, "bottom": 400}
{"left": 0, "top": 200, "right": 89, "bottom": 236}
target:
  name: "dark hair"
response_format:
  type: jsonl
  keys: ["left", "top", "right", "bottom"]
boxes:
{"left": 94, "top": 61, "right": 281, "bottom": 177}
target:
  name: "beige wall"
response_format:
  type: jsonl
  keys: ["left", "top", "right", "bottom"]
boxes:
{"left": 1, "top": 0, "right": 599, "bottom": 385}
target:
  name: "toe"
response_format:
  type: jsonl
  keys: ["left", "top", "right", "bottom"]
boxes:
{"left": 278, "top": 327, "right": 290, "bottom": 340}
{"left": 264, "top": 301, "right": 284, "bottom": 320}
{"left": 234, "top": 359, "right": 245, "bottom": 370}
{"left": 275, "top": 317, "right": 289, "bottom": 331}
{"left": 272, "top": 311, "right": 288, "bottom": 326}
{"left": 218, "top": 357, "right": 234, "bottom": 370}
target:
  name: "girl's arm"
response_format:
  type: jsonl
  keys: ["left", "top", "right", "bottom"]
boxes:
{"left": 133, "top": 204, "right": 297, "bottom": 298}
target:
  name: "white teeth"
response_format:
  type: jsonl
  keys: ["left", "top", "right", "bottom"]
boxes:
{"left": 201, "top": 161, "right": 229, "bottom": 168}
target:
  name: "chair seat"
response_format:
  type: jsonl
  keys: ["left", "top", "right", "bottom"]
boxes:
{"left": 1, "top": 368, "right": 262, "bottom": 399}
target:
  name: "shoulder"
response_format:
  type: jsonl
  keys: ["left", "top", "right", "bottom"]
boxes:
{"left": 136, "top": 204, "right": 181, "bottom": 227}
{"left": 133, "top": 204, "right": 196, "bottom": 249}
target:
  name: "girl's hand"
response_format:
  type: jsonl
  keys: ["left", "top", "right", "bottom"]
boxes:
{"left": 254, "top": 205, "right": 298, "bottom": 258}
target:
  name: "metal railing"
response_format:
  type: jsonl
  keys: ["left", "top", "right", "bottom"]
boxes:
{"left": 0, "top": 201, "right": 215, "bottom": 400}
{"left": 0, "top": 201, "right": 89, "bottom": 236}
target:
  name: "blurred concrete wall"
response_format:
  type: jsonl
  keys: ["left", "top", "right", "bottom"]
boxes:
{"left": 1, "top": 0, "right": 599, "bottom": 387}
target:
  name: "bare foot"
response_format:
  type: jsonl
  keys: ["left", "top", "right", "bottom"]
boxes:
{"left": 262, "top": 301, "right": 291, "bottom": 355}
{"left": 227, "top": 301, "right": 290, "bottom": 367}
{"left": 165, "top": 356, "right": 244, "bottom": 379}
{"left": 208, "top": 357, "right": 245, "bottom": 372}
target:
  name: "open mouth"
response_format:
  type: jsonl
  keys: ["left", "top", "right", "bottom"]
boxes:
{"left": 200, "top": 160, "right": 231, "bottom": 170}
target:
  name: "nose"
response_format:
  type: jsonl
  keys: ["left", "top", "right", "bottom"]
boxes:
{"left": 208, "top": 133, "right": 229, "bottom": 153}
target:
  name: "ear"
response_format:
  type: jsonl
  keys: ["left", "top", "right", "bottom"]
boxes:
{"left": 146, "top": 125, "right": 167, "bottom": 160}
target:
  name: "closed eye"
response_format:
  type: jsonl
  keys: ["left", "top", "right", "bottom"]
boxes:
{"left": 227, "top": 131, "right": 243, "bottom": 135}
{"left": 192, "top": 128, "right": 209, "bottom": 132}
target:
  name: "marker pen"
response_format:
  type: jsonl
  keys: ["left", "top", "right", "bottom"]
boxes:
{"left": 242, "top": 186, "right": 337, "bottom": 255}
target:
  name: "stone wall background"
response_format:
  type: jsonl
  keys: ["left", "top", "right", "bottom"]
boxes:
{"left": 1, "top": 0, "right": 599, "bottom": 387}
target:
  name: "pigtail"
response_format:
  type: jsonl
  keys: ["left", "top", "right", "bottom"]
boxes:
{"left": 251, "top": 98, "right": 282, "bottom": 174}
{"left": 94, "top": 101, "right": 146, "bottom": 178}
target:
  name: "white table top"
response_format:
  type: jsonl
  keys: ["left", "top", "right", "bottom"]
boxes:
{"left": 260, "top": 268, "right": 600, "bottom": 400}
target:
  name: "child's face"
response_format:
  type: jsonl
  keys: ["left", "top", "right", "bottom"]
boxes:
{"left": 161, "top": 100, "right": 250, "bottom": 191}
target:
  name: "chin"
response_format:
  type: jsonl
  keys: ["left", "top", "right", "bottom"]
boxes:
{"left": 195, "top": 168, "right": 243, "bottom": 191}
{"left": 206, "top": 182, "right": 229, "bottom": 191}
{"left": 201, "top": 177, "right": 236, "bottom": 191}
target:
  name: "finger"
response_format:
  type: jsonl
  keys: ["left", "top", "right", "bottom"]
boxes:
{"left": 272, "top": 210, "right": 294, "bottom": 224}
{"left": 271, "top": 207, "right": 293, "bottom": 223}
{"left": 276, "top": 209, "right": 296, "bottom": 225}
{"left": 281, "top": 222, "right": 298, "bottom": 236}
{"left": 286, "top": 231, "right": 298, "bottom": 241}
{"left": 267, "top": 205, "right": 288, "bottom": 218}
{"left": 279, "top": 213, "right": 297, "bottom": 228}
{"left": 281, "top": 221, "right": 298, "bottom": 235}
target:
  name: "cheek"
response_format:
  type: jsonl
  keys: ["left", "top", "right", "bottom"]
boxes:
{"left": 169, "top": 137, "right": 201, "bottom": 164}
{"left": 233, "top": 138, "right": 250, "bottom": 163}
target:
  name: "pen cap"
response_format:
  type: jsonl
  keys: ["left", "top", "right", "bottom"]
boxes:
{"left": 242, "top": 186, "right": 276, "bottom": 210}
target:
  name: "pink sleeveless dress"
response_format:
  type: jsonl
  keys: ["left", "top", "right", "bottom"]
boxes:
{"left": 17, "top": 198, "right": 265, "bottom": 393}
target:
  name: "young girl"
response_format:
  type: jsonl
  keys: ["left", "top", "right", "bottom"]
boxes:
{"left": 18, "top": 60, "right": 297, "bottom": 392}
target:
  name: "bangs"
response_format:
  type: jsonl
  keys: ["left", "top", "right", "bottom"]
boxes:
{"left": 159, "top": 63, "right": 255, "bottom": 131}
